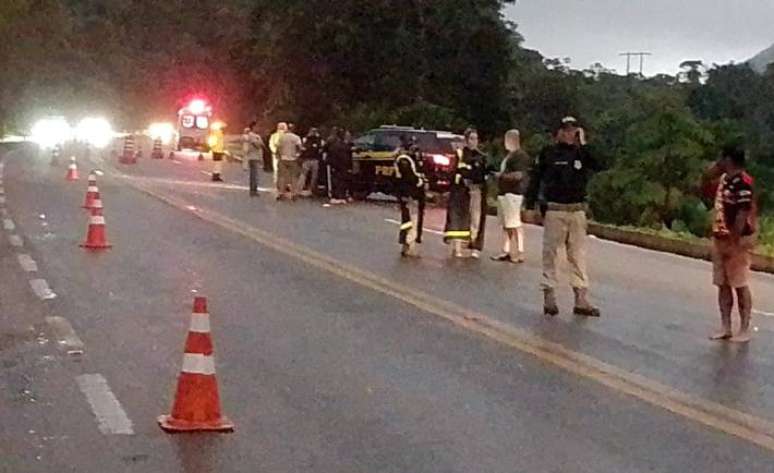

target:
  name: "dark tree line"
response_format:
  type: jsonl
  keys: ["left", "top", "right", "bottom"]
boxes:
{"left": 1, "top": 1, "right": 773, "bottom": 248}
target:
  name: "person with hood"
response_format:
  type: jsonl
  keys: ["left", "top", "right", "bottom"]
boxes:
{"left": 444, "top": 127, "right": 489, "bottom": 258}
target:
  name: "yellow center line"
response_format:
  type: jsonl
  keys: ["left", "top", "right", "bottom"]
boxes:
{"left": 113, "top": 168, "right": 774, "bottom": 452}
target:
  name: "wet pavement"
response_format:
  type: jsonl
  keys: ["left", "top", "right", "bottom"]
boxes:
{"left": 1, "top": 145, "right": 773, "bottom": 472}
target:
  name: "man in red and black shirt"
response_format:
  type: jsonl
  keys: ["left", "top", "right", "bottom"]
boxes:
{"left": 705, "top": 146, "right": 758, "bottom": 343}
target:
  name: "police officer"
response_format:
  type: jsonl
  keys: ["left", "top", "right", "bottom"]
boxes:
{"left": 394, "top": 135, "right": 427, "bottom": 257}
{"left": 526, "top": 116, "right": 601, "bottom": 317}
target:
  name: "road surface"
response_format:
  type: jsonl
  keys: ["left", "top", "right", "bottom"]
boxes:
{"left": 2, "top": 143, "right": 774, "bottom": 472}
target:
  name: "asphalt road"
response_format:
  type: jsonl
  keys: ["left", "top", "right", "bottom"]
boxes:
{"left": 2, "top": 144, "right": 774, "bottom": 472}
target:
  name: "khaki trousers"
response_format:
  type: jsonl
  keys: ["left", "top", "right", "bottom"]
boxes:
{"left": 542, "top": 210, "right": 589, "bottom": 290}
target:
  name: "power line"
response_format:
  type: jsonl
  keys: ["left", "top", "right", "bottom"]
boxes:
{"left": 619, "top": 52, "right": 652, "bottom": 76}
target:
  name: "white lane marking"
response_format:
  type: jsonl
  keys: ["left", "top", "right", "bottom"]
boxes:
{"left": 0, "top": 187, "right": 5, "bottom": 194}
{"left": 754, "top": 310, "right": 774, "bottom": 318}
{"left": 8, "top": 234, "right": 23, "bottom": 247}
{"left": 29, "top": 279, "right": 57, "bottom": 300}
{"left": 75, "top": 374, "right": 134, "bottom": 435}
{"left": 3, "top": 218, "right": 15, "bottom": 230}
{"left": 385, "top": 218, "right": 445, "bottom": 236}
{"left": 17, "top": 254, "right": 38, "bottom": 272}
{"left": 0, "top": 196, "right": 5, "bottom": 204}
{"left": 45, "top": 316, "right": 85, "bottom": 354}
{"left": 200, "top": 170, "right": 212, "bottom": 177}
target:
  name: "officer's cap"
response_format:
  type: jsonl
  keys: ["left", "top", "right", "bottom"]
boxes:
{"left": 559, "top": 116, "right": 579, "bottom": 129}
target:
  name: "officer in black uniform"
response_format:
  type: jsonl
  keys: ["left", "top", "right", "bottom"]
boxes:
{"left": 394, "top": 135, "right": 426, "bottom": 257}
{"left": 526, "top": 116, "right": 602, "bottom": 317}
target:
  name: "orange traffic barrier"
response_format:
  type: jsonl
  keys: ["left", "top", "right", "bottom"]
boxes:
{"left": 80, "top": 205, "right": 111, "bottom": 250}
{"left": 66, "top": 157, "right": 79, "bottom": 181}
{"left": 82, "top": 173, "right": 100, "bottom": 209}
{"left": 158, "top": 296, "right": 234, "bottom": 433}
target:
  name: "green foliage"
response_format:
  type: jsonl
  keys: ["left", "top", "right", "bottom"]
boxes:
{"left": 0, "top": 1, "right": 773, "bottom": 258}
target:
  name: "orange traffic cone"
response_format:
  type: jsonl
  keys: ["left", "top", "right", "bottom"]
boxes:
{"left": 80, "top": 205, "right": 111, "bottom": 250}
{"left": 158, "top": 297, "right": 234, "bottom": 433}
{"left": 82, "top": 173, "right": 100, "bottom": 209}
{"left": 66, "top": 157, "right": 79, "bottom": 181}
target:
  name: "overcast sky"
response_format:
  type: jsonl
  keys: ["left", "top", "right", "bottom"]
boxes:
{"left": 505, "top": 0, "right": 774, "bottom": 75}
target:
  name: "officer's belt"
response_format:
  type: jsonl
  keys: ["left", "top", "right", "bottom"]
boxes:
{"left": 546, "top": 202, "right": 587, "bottom": 212}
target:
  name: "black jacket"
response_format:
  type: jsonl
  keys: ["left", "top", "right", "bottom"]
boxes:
{"left": 394, "top": 152, "right": 425, "bottom": 199}
{"left": 456, "top": 147, "right": 489, "bottom": 186}
{"left": 526, "top": 143, "right": 600, "bottom": 208}
{"left": 302, "top": 135, "right": 323, "bottom": 161}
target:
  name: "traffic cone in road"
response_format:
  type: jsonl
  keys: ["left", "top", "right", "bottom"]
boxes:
{"left": 66, "top": 157, "right": 79, "bottom": 181}
{"left": 80, "top": 205, "right": 111, "bottom": 250}
{"left": 151, "top": 138, "right": 164, "bottom": 159}
{"left": 82, "top": 173, "right": 99, "bottom": 209}
{"left": 158, "top": 297, "right": 234, "bottom": 433}
{"left": 120, "top": 135, "right": 136, "bottom": 164}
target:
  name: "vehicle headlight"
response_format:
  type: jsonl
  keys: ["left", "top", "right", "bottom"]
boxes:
{"left": 75, "top": 117, "right": 113, "bottom": 149}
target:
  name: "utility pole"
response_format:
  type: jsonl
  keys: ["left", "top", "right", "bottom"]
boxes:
{"left": 619, "top": 52, "right": 652, "bottom": 76}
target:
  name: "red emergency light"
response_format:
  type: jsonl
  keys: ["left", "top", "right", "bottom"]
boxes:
{"left": 188, "top": 99, "right": 208, "bottom": 115}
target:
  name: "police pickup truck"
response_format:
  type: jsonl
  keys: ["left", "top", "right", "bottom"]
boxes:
{"left": 350, "top": 125, "right": 463, "bottom": 199}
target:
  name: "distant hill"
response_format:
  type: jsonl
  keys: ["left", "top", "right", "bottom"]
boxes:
{"left": 749, "top": 43, "right": 774, "bottom": 73}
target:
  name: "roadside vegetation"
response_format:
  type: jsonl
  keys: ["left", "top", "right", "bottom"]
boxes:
{"left": 1, "top": 1, "right": 772, "bottom": 251}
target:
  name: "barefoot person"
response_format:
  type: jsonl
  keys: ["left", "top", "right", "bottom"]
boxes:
{"left": 705, "top": 146, "right": 758, "bottom": 343}
{"left": 492, "top": 129, "right": 531, "bottom": 263}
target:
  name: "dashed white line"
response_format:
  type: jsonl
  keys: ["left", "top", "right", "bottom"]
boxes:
{"left": 45, "top": 316, "right": 84, "bottom": 354}
{"left": 2, "top": 218, "right": 15, "bottom": 230}
{"left": 17, "top": 254, "right": 38, "bottom": 272}
{"left": 0, "top": 196, "right": 5, "bottom": 205}
{"left": 75, "top": 374, "right": 134, "bottom": 435}
{"left": 754, "top": 310, "right": 774, "bottom": 318}
{"left": 8, "top": 234, "right": 23, "bottom": 247}
{"left": 29, "top": 279, "right": 57, "bottom": 300}
{"left": 384, "top": 218, "right": 445, "bottom": 236}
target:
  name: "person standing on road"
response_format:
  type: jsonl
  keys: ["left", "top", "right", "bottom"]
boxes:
{"left": 394, "top": 135, "right": 427, "bottom": 257}
{"left": 325, "top": 129, "right": 352, "bottom": 205}
{"left": 297, "top": 127, "right": 323, "bottom": 197}
{"left": 704, "top": 146, "right": 758, "bottom": 343}
{"left": 276, "top": 124, "right": 303, "bottom": 200}
{"left": 269, "top": 122, "right": 288, "bottom": 188}
{"left": 526, "top": 116, "right": 601, "bottom": 317}
{"left": 492, "top": 129, "right": 531, "bottom": 263}
{"left": 444, "top": 127, "right": 489, "bottom": 259}
{"left": 209, "top": 122, "right": 226, "bottom": 182}
{"left": 242, "top": 122, "right": 265, "bottom": 197}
